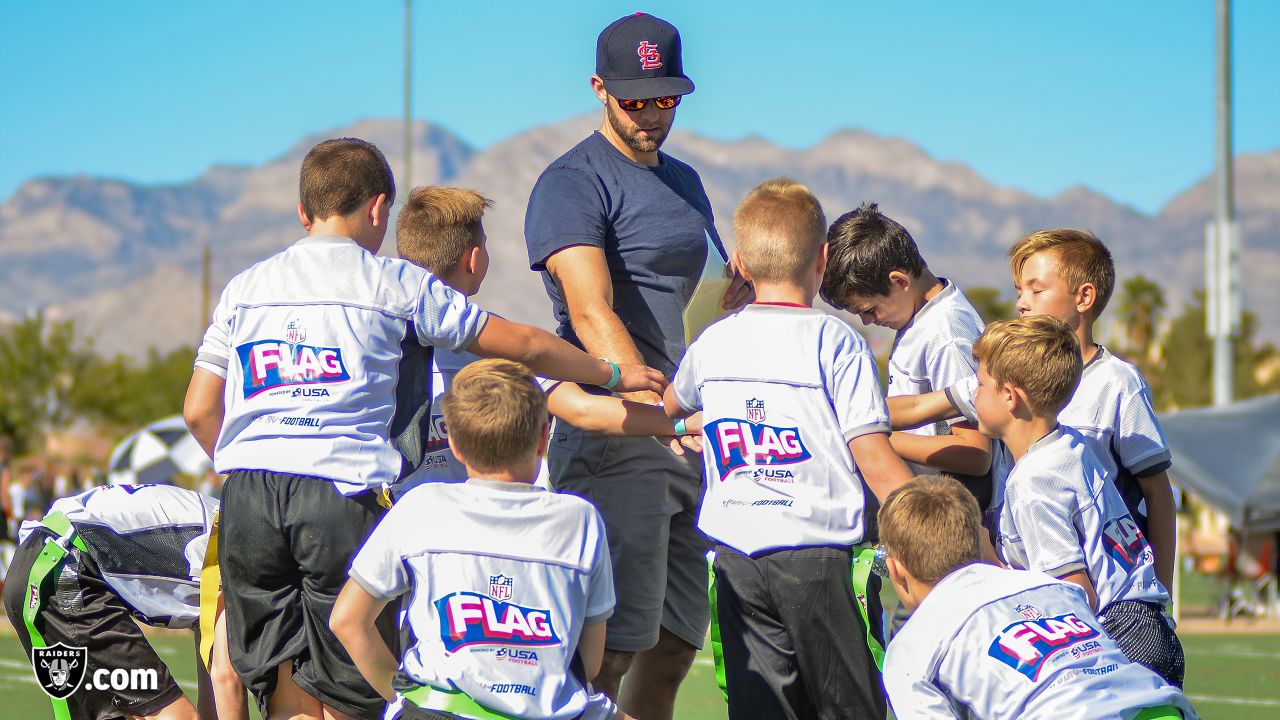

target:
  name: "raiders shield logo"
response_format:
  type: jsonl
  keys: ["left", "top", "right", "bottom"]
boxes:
{"left": 33, "top": 643, "right": 87, "bottom": 699}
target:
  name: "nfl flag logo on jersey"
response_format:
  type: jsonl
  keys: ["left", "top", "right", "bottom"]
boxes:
{"left": 489, "top": 574, "right": 513, "bottom": 601}
{"left": 746, "top": 398, "right": 766, "bottom": 423}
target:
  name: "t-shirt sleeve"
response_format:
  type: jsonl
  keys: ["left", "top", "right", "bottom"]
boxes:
{"left": 1010, "top": 488, "right": 1087, "bottom": 578}
{"left": 944, "top": 374, "right": 980, "bottom": 425}
{"left": 414, "top": 272, "right": 490, "bottom": 351}
{"left": 524, "top": 168, "right": 609, "bottom": 271}
{"left": 194, "top": 287, "right": 234, "bottom": 378}
{"left": 348, "top": 510, "right": 411, "bottom": 602}
{"left": 827, "top": 326, "right": 890, "bottom": 440}
{"left": 671, "top": 341, "right": 702, "bottom": 412}
{"left": 926, "top": 339, "right": 978, "bottom": 393}
{"left": 584, "top": 508, "right": 616, "bottom": 625}
{"left": 1114, "top": 385, "right": 1172, "bottom": 477}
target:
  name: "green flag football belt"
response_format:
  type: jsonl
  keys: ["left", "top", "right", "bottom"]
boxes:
{"left": 705, "top": 544, "right": 886, "bottom": 702}
{"left": 23, "top": 511, "right": 90, "bottom": 720}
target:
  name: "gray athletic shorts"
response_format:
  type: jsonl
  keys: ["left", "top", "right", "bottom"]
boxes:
{"left": 549, "top": 422, "right": 709, "bottom": 652}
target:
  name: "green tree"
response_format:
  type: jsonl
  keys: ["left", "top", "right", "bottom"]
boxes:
{"left": 70, "top": 346, "right": 196, "bottom": 432}
{"left": 1113, "top": 275, "right": 1166, "bottom": 364}
{"left": 0, "top": 312, "right": 94, "bottom": 454}
{"left": 965, "top": 286, "right": 1015, "bottom": 324}
{"left": 1155, "top": 290, "right": 1279, "bottom": 410}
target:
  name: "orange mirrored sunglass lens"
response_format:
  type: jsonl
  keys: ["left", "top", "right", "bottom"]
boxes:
{"left": 616, "top": 96, "right": 681, "bottom": 112}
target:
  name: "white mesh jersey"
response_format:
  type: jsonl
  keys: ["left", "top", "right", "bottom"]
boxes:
{"left": 887, "top": 280, "right": 991, "bottom": 477}
{"left": 672, "top": 304, "right": 890, "bottom": 554}
{"left": 350, "top": 480, "right": 615, "bottom": 720}
{"left": 20, "top": 484, "right": 218, "bottom": 629}
{"left": 995, "top": 427, "right": 1168, "bottom": 610}
{"left": 194, "top": 235, "right": 488, "bottom": 495}
{"left": 947, "top": 346, "right": 1171, "bottom": 523}
{"left": 390, "top": 348, "right": 559, "bottom": 498}
{"left": 885, "top": 564, "right": 1196, "bottom": 720}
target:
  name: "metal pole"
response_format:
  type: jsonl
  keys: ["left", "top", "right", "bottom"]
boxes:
{"left": 404, "top": 0, "right": 413, "bottom": 195}
{"left": 1211, "top": 0, "right": 1235, "bottom": 407}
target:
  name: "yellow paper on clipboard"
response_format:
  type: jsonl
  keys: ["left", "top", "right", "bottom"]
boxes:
{"left": 682, "top": 231, "right": 733, "bottom": 346}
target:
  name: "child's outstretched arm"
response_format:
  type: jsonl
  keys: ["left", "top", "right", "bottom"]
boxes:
{"left": 330, "top": 580, "right": 398, "bottom": 702}
{"left": 886, "top": 390, "right": 961, "bottom": 431}
{"left": 468, "top": 315, "right": 666, "bottom": 396}
{"left": 548, "top": 382, "right": 703, "bottom": 456}
{"left": 849, "top": 432, "right": 913, "bottom": 503}
{"left": 889, "top": 424, "right": 992, "bottom": 477}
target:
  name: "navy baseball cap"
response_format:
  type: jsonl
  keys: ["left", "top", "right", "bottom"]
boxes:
{"left": 595, "top": 12, "right": 695, "bottom": 100}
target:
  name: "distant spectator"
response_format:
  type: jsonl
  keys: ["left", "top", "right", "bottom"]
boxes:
{"left": 0, "top": 436, "right": 12, "bottom": 542}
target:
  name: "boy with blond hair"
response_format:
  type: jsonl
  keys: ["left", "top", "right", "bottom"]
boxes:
{"left": 879, "top": 475, "right": 1195, "bottom": 720}
{"left": 331, "top": 360, "right": 630, "bottom": 720}
{"left": 665, "top": 179, "right": 912, "bottom": 719}
{"left": 971, "top": 316, "right": 1184, "bottom": 686}
{"left": 183, "top": 139, "right": 665, "bottom": 720}
{"left": 888, "top": 229, "right": 1177, "bottom": 590}
{"left": 821, "top": 203, "right": 994, "bottom": 507}
{"left": 389, "top": 186, "right": 700, "bottom": 496}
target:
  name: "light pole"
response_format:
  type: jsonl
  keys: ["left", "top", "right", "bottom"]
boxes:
{"left": 1206, "top": 0, "right": 1239, "bottom": 407}
{"left": 404, "top": 0, "right": 413, "bottom": 194}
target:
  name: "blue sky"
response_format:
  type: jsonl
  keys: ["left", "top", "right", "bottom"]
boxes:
{"left": 1, "top": 1, "right": 1276, "bottom": 213}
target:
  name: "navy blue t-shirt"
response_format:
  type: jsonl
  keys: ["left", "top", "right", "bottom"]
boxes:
{"left": 525, "top": 131, "right": 726, "bottom": 378}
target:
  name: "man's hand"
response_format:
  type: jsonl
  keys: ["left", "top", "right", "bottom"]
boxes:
{"left": 721, "top": 258, "right": 755, "bottom": 311}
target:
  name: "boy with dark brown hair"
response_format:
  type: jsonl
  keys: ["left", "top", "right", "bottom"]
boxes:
{"left": 183, "top": 139, "right": 664, "bottom": 720}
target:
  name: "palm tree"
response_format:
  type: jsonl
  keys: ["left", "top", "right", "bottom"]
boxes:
{"left": 1115, "top": 275, "right": 1166, "bottom": 364}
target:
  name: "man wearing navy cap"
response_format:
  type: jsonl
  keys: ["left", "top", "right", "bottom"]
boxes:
{"left": 525, "top": 12, "right": 750, "bottom": 719}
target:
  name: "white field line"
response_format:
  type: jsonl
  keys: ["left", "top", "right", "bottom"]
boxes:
{"left": 1188, "top": 694, "right": 1280, "bottom": 707}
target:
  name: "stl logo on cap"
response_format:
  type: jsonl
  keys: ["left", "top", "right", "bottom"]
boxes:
{"left": 637, "top": 40, "right": 662, "bottom": 70}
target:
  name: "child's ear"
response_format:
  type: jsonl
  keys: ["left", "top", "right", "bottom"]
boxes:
{"left": 815, "top": 242, "right": 829, "bottom": 279}
{"left": 1075, "top": 282, "right": 1098, "bottom": 316}
{"left": 369, "top": 193, "right": 389, "bottom": 227}
{"left": 297, "top": 202, "right": 312, "bottom": 231}
{"left": 887, "top": 556, "right": 910, "bottom": 595}
{"left": 535, "top": 419, "right": 552, "bottom": 460}
{"left": 888, "top": 270, "right": 912, "bottom": 293}
{"left": 731, "top": 250, "right": 755, "bottom": 284}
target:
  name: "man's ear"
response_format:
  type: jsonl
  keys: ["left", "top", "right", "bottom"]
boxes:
{"left": 297, "top": 202, "right": 312, "bottom": 231}
{"left": 1075, "top": 282, "right": 1098, "bottom": 316}
{"left": 590, "top": 75, "right": 609, "bottom": 104}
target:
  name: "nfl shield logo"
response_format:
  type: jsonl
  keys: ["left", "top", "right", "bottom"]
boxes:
{"left": 32, "top": 643, "right": 87, "bottom": 700}
{"left": 1016, "top": 604, "right": 1042, "bottom": 620}
{"left": 489, "top": 574, "right": 513, "bottom": 601}
{"left": 746, "top": 398, "right": 766, "bottom": 423}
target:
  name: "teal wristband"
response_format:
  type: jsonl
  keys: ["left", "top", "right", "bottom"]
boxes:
{"left": 602, "top": 359, "right": 621, "bottom": 390}
{"left": 674, "top": 418, "right": 688, "bottom": 435}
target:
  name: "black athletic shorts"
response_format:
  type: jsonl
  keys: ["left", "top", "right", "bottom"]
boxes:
{"left": 711, "top": 544, "right": 886, "bottom": 720}
{"left": 219, "top": 470, "right": 401, "bottom": 720}
{"left": 1100, "top": 599, "right": 1186, "bottom": 688}
{"left": 2, "top": 528, "right": 186, "bottom": 720}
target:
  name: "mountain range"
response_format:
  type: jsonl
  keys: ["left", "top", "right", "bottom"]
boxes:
{"left": 1, "top": 115, "right": 1277, "bottom": 357}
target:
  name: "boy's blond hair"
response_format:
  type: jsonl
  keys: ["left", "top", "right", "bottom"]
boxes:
{"left": 440, "top": 359, "right": 548, "bottom": 473}
{"left": 732, "top": 178, "right": 826, "bottom": 283}
{"left": 1008, "top": 229, "right": 1116, "bottom": 319}
{"left": 972, "top": 315, "right": 1082, "bottom": 416}
{"left": 879, "top": 475, "right": 982, "bottom": 585}
{"left": 396, "top": 186, "right": 492, "bottom": 277}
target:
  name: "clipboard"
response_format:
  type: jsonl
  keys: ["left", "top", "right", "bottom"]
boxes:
{"left": 682, "top": 230, "right": 734, "bottom": 346}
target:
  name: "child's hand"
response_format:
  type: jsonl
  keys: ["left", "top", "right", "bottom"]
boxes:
{"left": 614, "top": 363, "right": 669, "bottom": 395}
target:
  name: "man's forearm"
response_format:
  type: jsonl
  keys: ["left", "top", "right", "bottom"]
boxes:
{"left": 1138, "top": 471, "right": 1177, "bottom": 591}
{"left": 571, "top": 303, "right": 657, "bottom": 402}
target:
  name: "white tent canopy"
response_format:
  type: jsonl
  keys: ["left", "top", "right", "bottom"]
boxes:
{"left": 1159, "top": 394, "right": 1280, "bottom": 532}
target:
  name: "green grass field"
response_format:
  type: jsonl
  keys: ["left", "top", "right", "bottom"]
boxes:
{"left": 2, "top": 572, "right": 1277, "bottom": 719}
